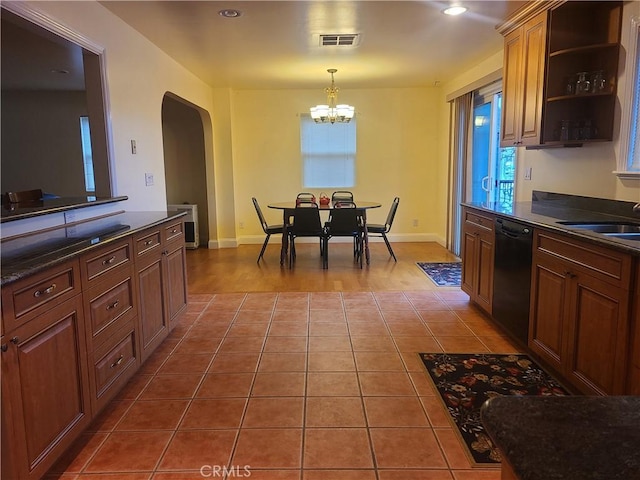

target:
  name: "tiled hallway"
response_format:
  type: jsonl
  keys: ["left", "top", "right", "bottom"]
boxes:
{"left": 47, "top": 290, "right": 520, "bottom": 480}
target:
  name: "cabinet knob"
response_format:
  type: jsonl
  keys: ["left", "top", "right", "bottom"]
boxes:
{"left": 106, "top": 300, "right": 120, "bottom": 311}
{"left": 102, "top": 256, "right": 116, "bottom": 266}
{"left": 10, "top": 336, "right": 19, "bottom": 344}
{"left": 145, "top": 240, "right": 154, "bottom": 246}
{"left": 1, "top": 344, "right": 7, "bottom": 353}
{"left": 33, "top": 283, "right": 56, "bottom": 297}
{"left": 110, "top": 355, "right": 124, "bottom": 369}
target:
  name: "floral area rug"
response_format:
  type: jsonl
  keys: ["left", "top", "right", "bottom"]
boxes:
{"left": 416, "top": 262, "right": 461, "bottom": 286}
{"left": 420, "top": 353, "right": 570, "bottom": 465}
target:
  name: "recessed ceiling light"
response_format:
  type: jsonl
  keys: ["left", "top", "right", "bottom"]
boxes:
{"left": 218, "top": 9, "right": 242, "bottom": 18}
{"left": 443, "top": 5, "right": 467, "bottom": 16}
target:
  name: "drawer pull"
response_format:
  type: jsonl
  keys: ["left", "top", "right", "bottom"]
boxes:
{"left": 106, "top": 300, "right": 120, "bottom": 310}
{"left": 171, "top": 228, "right": 179, "bottom": 234}
{"left": 33, "top": 283, "right": 56, "bottom": 297}
{"left": 144, "top": 240, "right": 155, "bottom": 246}
{"left": 110, "top": 355, "right": 124, "bottom": 368}
{"left": 102, "top": 256, "right": 117, "bottom": 266}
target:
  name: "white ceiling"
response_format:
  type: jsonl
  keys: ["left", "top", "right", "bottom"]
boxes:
{"left": 99, "top": 1, "right": 528, "bottom": 90}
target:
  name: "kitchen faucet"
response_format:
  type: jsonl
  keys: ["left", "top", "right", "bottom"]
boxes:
{"left": 634, "top": 202, "right": 640, "bottom": 213}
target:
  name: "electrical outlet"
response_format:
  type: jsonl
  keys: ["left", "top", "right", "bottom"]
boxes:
{"left": 413, "top": 219, "right": 419, "bottom": 227}
{"left": 524, "top": 167, "right": 532, "bottom": 180}
{"left": 145, "top": 173, "right": 154, "bottom": 186}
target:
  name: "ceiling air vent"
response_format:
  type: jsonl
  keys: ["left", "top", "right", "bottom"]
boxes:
{"left": 319, "top": 34, "right": 359, "bottom": 47}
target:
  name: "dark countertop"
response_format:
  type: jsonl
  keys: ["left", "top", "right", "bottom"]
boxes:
{"left": 1, "top": 196, "right": 129, "bottom": 223}
{"left": 462, "top": 195, "right": 640, "bottom": 254}
{"left": 1, "top": 210, "right": 186, "bottom": 286}
{"left": 481, "top": 396, "right": 640, "bottom": 480}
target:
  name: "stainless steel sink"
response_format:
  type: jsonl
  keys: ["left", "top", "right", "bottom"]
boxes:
{"left": 602, "top": 232, "right": 640, "bottom": 241}
{"left": 557, "top": 221, "right": 640, "bottom": 234}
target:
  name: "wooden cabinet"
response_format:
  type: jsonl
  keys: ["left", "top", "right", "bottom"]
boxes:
{"left": 500, "top": 10, "right": 547, "bottom": 147}
{"left": 1, "top": 262, "right": 91, "bottom": 480}
{"left": 460, "top": 207, "right": 495, "bottom": 314}
{"left": 628, "top": 261, "right": 640, "bottom": 394}
{"left": 499, "top": 1, "right": 623, "bottom": 148}
{"left": 135, "top": 218, "right": 187, "bottom": 362}
{"left": 529, "top": 230, "right": 632, "bottom": 395}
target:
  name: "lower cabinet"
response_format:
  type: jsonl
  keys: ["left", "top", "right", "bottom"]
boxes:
{"left": 628, "top": 261, "right": 640, "bottom": 394}
{"left": 529, "top": 230, "right": 632, "bottom": 395}
{"left": 1, "top": 294, "right": 91, "bottom": 480}
{"left": 461, "top": 207, "right": 495, "bottom": 314}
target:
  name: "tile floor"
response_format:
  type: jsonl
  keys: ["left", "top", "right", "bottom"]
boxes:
{"left": 47, "top": 290, "right": 521, "bottom": 480}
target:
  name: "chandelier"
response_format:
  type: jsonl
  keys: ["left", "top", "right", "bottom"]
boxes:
{"left": 309, "top": 68, "right": 355, "bottom": 124}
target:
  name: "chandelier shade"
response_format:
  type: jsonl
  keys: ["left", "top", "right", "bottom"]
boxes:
{"left": 310, "top": 69, "right": 355, "bottom": 124}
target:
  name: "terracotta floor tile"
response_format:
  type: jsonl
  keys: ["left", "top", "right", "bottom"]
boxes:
{"left": 172, "top": 336, "right": 223, "bottom": 354}
{"left": 77, "top": 474, "right": 151, "bottom": 480}
{"left": 451, "top": 470, "right": 501, "bottom": 480}
{"left": 196, "top": 373, "right": 255, "bottom": 398}
{"left": 364, "top": 397, "right": 429, "bottom": 427}
{"left": 306, "top": 372, "right": 361, "bottom": 396}
{"left": 137, "top": 353, "right": 169, "bottom": 375}
{"left": 461, "top": 319, "right": 503, "bottom": 336}
{"left": 276, "top": 292, "right": 310, "bottom": 308}
{"left": 185, "top": 323, "right": 229, "bottom": 337}
{"left": 377, "top": 470, "right": 453, "bottom": 480}
{"left": 259, "top": 352, "right": 307, "bottom": 372}
{"left": 308, "top": 321, "right": 349, "bottom": 335}
{"left": 308, "top": 351, "right": 356, "bottom": 371}
{"left": 218, "top": 336, "right": 266, "bottom": 353}
{"left": 303, "top": 470, "right": 376, "bottom": 480}
{"left": 347, "top": 321, "right": 389, "bottom": 336}
{"left": 268, "top": 321, "right": 309, "bottom": 336}
{"left": 409, "top": 300, "right": 450, "bottom": 311}
{"left": 158, "top": 430, "right": 237, "bottom": 470}
{"left": 350, "top": 335, "right": 396, "bottom": 352}
{"left": 242, "top": 397, "right": 304, "bottom": 427}
{"left": 157, "top": 353, "right": 213, "bottom": 374}
{"left": 345, "top": 311, "right": 384, "bottom": 323}
{"left": 208, "top": 352, "right": 261, "bottom": 373}
{"left": 358, "top": 372, "right": 415, "bottom": 396}
{"left": 115, "top": 374, "right": 154, "bottom": 400}
{"left": 426, "top": 321, "right": 474, "bottom": 337}
{"left": 452, "top": 308, "right": 490, "bottom": 322}
{"left": 354, "top": 352, "right": 405, "bottom": 371}
{"left": 197, "top": 310, "right": 236, "bottom": 324}
{"left": 393, "top": 336, "right": 441, "bottom": 353}
{"left": 382, "top": 310, "right": 422, "bottom": 322}
{"left": 401, "top": 351, "right": 433, "bottom": 372}
{"left": 308, "top": 336, "right": 352, "bottom": 352}
{"left": 252, "top": 372, "right": 306, "bottom": 396}
{"left": 434, "top": 428, "right": 473, "bottom": 469}
{"left": 418, "top": 310, "right": 460, "bottom": 322}
{"left": 409, "top": 371, "right": 439, "bottom": 397}
{"left": 116, "top": 399, "right": 189, "bottom": 430}
{"left": 243, "top": 471, "right": 302, "bottom": 480}
{"left": 272, "top": 310, "right": 309, "bottom": 322}
{"left": 420, "top": 396, "right": 453, "bottom": 427}
{"left": 140, "top": 374, "right": 203, "bottom": 400}
{"left": 188, "top": 293, "right": 214, "bottom": 303}
{"left": 386, "top": 322, "right": 431, "bottom": 336}
{"left": 48, "top": 432, "right": 108, "bottom": 473}
{"left": 86, "top": 400, "right": 133, "bottom": 432}
{"left": 152, "top": 472, "right": 212, "bottom": 480}
{"left": 370, "top": 428, "right": 448, "bottom": 468}
{"left": 180, "top": 398, "right": 247, "bottom": 429}
{"left": 84, "top": 431, "right": 172, "bottom": 472}
{"left": 435, "top": 336, "right": 489, "bottom": 353}
{"left": 305, "top": 397, "right": 366, "bottom": 427}
{"left": 477, "top": 335, "right": 521, "bottom": 353}
{"left": 233, "top": 429, "right": 303, "bottom": 468}
{"left": 227, "top": 322, "right": 269, "bottom": 337}
{"left": 303, "top": 428, "right": 373, "bottom": 468}
{"left": 263, "top": 336, "right": 308, "bottom": 353}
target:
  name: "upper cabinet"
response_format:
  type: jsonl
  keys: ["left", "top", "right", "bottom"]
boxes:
{"left": 498, "top": 1, "right": 623, "bottom": 149}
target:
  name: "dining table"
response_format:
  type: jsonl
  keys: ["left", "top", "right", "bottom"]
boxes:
{"left": 267, "top": 201, "right": 382, "bottom": 265}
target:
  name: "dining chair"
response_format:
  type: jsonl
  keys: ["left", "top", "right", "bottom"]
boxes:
{"left": 295, "top": 192, "right": 317, "bottom": 206}
{"left": 367, "top": 197, "right": 399, "bottom": 262}
{"left": 324, "top": 201, "right": 364, "bottom": 268}
{"left": 286, "top": 203, "right": 328, "bottom": 269}
{"left": 331, "top": 190, "right": 354, "bottom": 204}
{"left": 252, "top": 197, "right": 285, "bottom": 263}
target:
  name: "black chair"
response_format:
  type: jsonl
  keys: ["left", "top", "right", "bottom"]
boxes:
{"left": 324, "top": 202, "right": 364, "bottom": 268}
{"left": 331, "top": 190, "right": 354, "bottom": 204}
{"left": 286, "top": 203, "right": 328, "bottom": 269}
{"left": 252, "top": 197, "right": 284, "bottom": 263}
{"left": 295, "top": 192, "right": 316, "bottom": 206}
{"left": 367, "top": 197, "right": 399, "bottom": 262}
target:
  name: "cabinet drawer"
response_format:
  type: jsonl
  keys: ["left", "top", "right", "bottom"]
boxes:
{"left": 85, "top": 271, "right": 136, "bottom": 349}
{"left": 464, "top": 209, "right": 495, "bottom": 233}
{"left": 91, "top": 325, "right": 137, "bottom": 410}
{"left": 164, "top": 220, "right": 184, "bottom": 244}
{"left": 1, "top": 260, "right": 80, "bottom": 333}
{"left": 535, "top": 230, "right": 632, "bottom": 287}
{"left": 82, "top": 239, "right": 132, "bottom": 284}
{"left": 134, "top": 230, "right": 162, "bottom": 257}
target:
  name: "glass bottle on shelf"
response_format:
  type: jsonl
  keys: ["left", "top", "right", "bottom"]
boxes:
{"left": 590, "top": 70, "right": 606, "bottom": 93}
{"left": 575, "top": 72, "right": 591, "bottom": 94}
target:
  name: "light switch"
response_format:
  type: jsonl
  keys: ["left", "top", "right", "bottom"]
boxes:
{"left": 131, "top": 139, "right": 137, "bottom": 154}
{"left": 145, "top": 173, "right": 154, "bottom": 186}
{"left": 524, "top": 167, "right": 532, "bottom": 180}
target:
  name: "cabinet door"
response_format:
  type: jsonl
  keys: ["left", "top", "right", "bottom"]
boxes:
{"left": 136, "top": 254, "right": 168, "bottom": 363}
{"left": 165, "top": 242, "right": 188, "bottom": 327}
{"left": 475, "top": 231, "right": 494, "bottom": 314}
{"left": 461, "top": 228, "right": 479, "bottom": 299}
{"left": 501, "top": 27, "right": 523, "bottom": 146}
{"left": 519, "top": 12, "right": 547, "bottom": 146}
{"left": 565, "top": 273, "right": 630, "bottom": 395}
{"left": 529, "top": 254, "right": 568, "bottom": 372}
{"left": 1, "top": 295, "right": 90, "bottom": 480}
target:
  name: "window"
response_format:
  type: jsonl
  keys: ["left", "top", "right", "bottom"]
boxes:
{"left": 300, "top": 114, "right": 356, "bottom": 188}
{"left": 79, "top": 116, "right": 96, "bottom": 193}
{"left": 617, "top": 15, "right": 640, "bottom": 176}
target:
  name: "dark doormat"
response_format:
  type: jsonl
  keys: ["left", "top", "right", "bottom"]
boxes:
{"left": 416, "top": 262, "right": 461, "bottom": 286}
{"left": 419, "top": 352, "right": 570, "bottom": 465}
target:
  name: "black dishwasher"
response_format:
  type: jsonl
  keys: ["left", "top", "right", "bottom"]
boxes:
{"left": 492, "top": 217, "right": 533, "bottom": 345}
